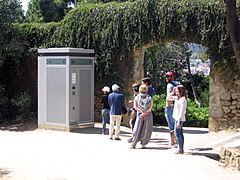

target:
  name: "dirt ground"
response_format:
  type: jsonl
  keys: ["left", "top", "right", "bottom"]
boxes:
{"left": 0, "top": 120, "right": 240, "bottom": 180}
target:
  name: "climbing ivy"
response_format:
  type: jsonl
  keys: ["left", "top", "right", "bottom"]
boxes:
{"left": 14, "top": 0, "right": 238, "bottom": 84}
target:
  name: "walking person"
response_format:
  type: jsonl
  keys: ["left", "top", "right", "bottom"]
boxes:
{"left": 130, "top": 84, "right": 153, "bottom": 149}
{"left": 101, "top": 86, "right": 110, "bottom": 135}
{"left": 141, "top": 77, "right": 155, "bottom": 97}
{"left": 127, "top": 83, "right": 140, "bottom": 142}
{"left": 108, "top": 84, "right": 126, "bottom": 140}
{"left": 167, "top": 85, "right": 187, "bottom": 154}
{"left": 164, "top": 71, "right": 178, "bottom": 148}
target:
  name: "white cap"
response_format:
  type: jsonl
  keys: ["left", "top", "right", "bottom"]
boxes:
{"left": 112, "top": 84, "right": 120, "bottom": 91}
{"left": 102, "top": 86, "right": 110, "bottom": 92}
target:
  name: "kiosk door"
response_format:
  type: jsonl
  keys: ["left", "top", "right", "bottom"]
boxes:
{"left": 78, "top": 68, "right": 93, "bottom": 124}
{"left": 69, "top": 67, "right": 93, "bottom": 124}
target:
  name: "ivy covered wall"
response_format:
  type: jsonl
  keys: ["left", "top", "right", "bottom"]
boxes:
{"left": 16, "top": 0, "right": 235, "bottom": 82}
{"left": 11, "top": 0, "right": 239, "bottom": 130}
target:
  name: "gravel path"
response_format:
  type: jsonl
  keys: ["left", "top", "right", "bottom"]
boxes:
{"left": 0, "top": 122, "right": 239, "bottom": 180}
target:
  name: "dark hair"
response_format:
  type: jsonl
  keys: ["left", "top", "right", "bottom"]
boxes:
{"left": 132, "top": 83, "right": 140, "bottom": 92}
{"left": 177, "top": 85, "right": 187, "bottom": 99}
{"left": 141, "top": 77, "right": 152, "bottom": 86}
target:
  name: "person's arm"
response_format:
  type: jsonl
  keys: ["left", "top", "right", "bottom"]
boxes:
{"left": 133, "top": 99, "right": 144, "bottom": 114}
{"left": 167, "top": 87, "right": 177, "bottom": 101}
{"left": 166, "top": 84, "right": 174, "bottom": 107}
{"left": 140, "top": 99, "right": 153, "bottom": 117}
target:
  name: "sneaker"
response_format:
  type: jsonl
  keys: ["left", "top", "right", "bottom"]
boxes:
{"left": 130, "top": 146, "right": 135, "bottom": 149}
{"left": 141, "top": 145, "right": 146, "bottom": 149}
{"left": 115, "top": 137, "right": 121, "bottom": 140}
{"left": 175, "top": 150, "right": 184, "bottom": 154}
{"left": 174, "top": 143, "right": 178, "bottom": 148}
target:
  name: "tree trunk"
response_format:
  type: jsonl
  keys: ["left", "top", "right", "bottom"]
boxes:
{"left": 183, "top": 43, "right": 201, "bottom": 107}
{"left": 224, "top": 0, "right": 240, "bottom": 71}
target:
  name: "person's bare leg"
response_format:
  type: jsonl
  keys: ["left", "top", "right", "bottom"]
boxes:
{"left": 171, "top": 131, "right": 176, "bottom": 143}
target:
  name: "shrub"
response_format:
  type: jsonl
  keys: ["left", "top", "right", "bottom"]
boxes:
{"left": 185, "top": 99, "right": 209, "bottom": 128}
{"left": 152, "top": 94, "right": 168, "bottom": 126}
{"left": 11, "top": 90, "right": 35, "bottom": 121}
{"left": 152, "top": 94, "right": 209, "bottom": 128}
{"left": 0, "top": 85, "right": 8, "bottom": 122}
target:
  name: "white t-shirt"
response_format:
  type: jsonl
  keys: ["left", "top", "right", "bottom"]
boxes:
{"left": 168, "top": 96, "right": 187, "bottom": 122}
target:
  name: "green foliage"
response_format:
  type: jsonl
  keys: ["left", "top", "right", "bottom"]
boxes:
{"left": 77, "top": 0, "right": 130, "bottom": 3}
{"left": 186, "top": 99, "right": 209, "bottom": 127}
{"left": 1, "top": 0, "right": 237, "bottom": 123}
{"left": 26, "top": 0, "right": 73, "bottom": 22}
{"left": 152, "top": 94, "right": 209, "bottom": 128}
{"left": 0, "top": 86, "right": 8, "bottom": 122}
{"left": 49, "top": 0, "right": 231, "bottom": 80}
{"left": 152, "top": 94, "right": 168, "bottom": 125}
{"left": 145, "top": 43, "right": 188, "bottom": 94}
{"left": 14, "top": 0, "right": 234, "bottom": 83}
{"left": 0, "top": 0, "right": 25, "bottom": 65}
{"left": 182, "top": 74, "right": 209, "bottom": 107}
{"left": 12, "top": 91, "right": 35, "bottom": 121}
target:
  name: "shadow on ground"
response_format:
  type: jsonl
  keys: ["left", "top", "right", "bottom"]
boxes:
{"left": 188, "top": 151, "right": 220, "bottom": 161}
{"left": 0, "top": 120, "right": 209, "bottom": 136}
{"left": 153, "top": 126, "right": 208, "bottom": 135}
{"left": 71, "top": 126, "right": 132, "bottom": 135}
{"left": 0, "top": 120, "right": 38, "bottom": 132}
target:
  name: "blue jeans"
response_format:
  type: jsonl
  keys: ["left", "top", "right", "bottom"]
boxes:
{"left": 164, "top": 106, "right": 175, "bottom": 132}
{"left": 174, "top": 121, "right": 184, "bottom": 151}
{"left": 102, "top": 109, "right": 110, "bottom": 133}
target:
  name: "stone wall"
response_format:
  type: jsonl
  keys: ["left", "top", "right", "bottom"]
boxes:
{"left": 209, "top": 62, "right": 240, "bottom": 132}
{"left": 220, "top": 146, "right": 240, "bottom": 170}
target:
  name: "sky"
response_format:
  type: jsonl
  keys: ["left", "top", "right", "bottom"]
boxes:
{"left": 20, "top": 0, "right": 30, "bottom": 13}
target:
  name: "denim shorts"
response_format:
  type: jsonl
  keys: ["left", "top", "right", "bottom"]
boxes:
{"left": 164, "top": 106, "right": 175, "bottom": 132}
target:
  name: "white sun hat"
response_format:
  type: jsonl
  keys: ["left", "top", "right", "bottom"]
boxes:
{"left": 102, "top": 86, "right": 110, "bottom": 92}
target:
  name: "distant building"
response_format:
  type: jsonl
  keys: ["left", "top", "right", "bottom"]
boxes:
{"left": 190, "top": 58, "right": 210, "bottom": 75}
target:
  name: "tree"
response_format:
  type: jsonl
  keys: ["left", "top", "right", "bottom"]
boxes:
{"left": 224, "top": 0, "right": 240, "bottom": 71}
{"left": 145, "top": 43, "right": 204, "bottom": 107}
{"left": 26, "top": 0, "right": 73, "bottom": 22}
{"left": 0, "top": 0, "right": 24, "bottom": 66}
{"left": 145, "top": 43, "right": 187, "bottom": 94}
{"left": 0, "top": 0, "right": 25, "bottom": 121}
{"left": 182, "top": 43, "right": 201, "bottom": 107}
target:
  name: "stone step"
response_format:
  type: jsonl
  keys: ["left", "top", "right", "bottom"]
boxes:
{"left": 219, "top": 146, "right": 240, "bottom": 170}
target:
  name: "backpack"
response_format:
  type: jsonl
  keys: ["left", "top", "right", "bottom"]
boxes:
{"left": 169, "top": 81, "right": 178, "bottom": 87}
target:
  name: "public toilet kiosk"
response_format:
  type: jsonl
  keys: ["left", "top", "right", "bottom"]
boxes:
{"left": 38, "top": 47, "right": 95, "bottom": 131}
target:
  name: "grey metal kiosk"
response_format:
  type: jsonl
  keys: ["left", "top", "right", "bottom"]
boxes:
{"left": 38, "top": 48, "right": 94, "bottom": 131}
